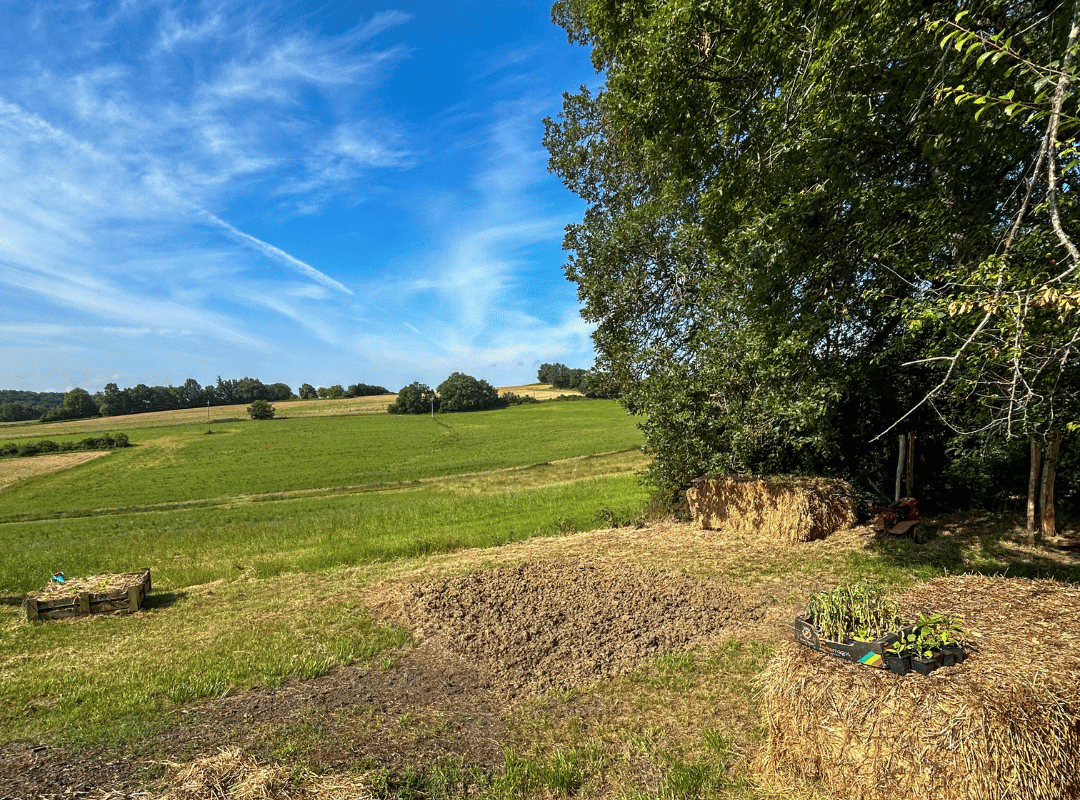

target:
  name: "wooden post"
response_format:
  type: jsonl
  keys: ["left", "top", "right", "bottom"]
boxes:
{"left": 895, "top": 434, "right": 907, "bottom": 503}
{"left": 128, "top": 585, "right": 142, "bottom": 612}
{"left": 78, "top": 592, "right": 91, "bottom": 614}
{"left": 1040, "top": 429, "right": 1061, "bottom": 539}
{"left": 905, "top": 432, "right": 915, "bottom": 497}
{"left": 26, "top": 597, "right": 39, "bottom": 622}
{"left": 1028, "top": 437, "right": 1042, "bottom": 545}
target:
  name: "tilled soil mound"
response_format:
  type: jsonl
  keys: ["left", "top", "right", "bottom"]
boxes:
{"left": 406, "top": 558, "right": 763, "bottom": 696}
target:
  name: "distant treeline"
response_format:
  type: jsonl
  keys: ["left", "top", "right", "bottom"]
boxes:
{"left": 96, "top": 377, "right": 294, "bottom": 416}
{"left": 0, "top": 390, "right": 65, "bottom": 422}
{"left": 0, "top": 377, "right": 390, "bottom": 422}
{"left": 537, "top": 363, "right": 618, "bottom": 398}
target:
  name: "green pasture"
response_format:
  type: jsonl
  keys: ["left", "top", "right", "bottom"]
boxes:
{"left": 0, "top": 400, "right": 642, "bottom": 515}
{"left": 0, "top": 470, "right": 647, "bottom": 593}
{"left": 0, "top": 398, "right": 650, "bottom": 749}
{"left": 0, "top": 401, "right": 647, "bottom": 593}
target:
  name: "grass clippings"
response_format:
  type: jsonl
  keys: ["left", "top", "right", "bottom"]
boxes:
{"left": 30, "top": 570, "right": 148, "bottom": 602}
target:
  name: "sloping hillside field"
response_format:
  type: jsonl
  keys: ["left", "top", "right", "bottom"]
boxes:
{"left": 1, "top": 399, "right": 1079, "bottom": 799}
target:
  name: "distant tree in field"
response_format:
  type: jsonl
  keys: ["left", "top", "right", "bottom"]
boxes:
{"left": 388, "top": 382, "right": 438, "bottom": 414}
{"left": 247, "top": 399, "right": 275, "bottom": 420}
{"left": 347, "top": 383, "right": 390, "bottom": 397}
{"left": 537, "top": 363, "right": 589, "bottom": 390}
{"left": 298, "top": 383, "right": 317, "bottom": 400}
{"left": 437, "top": 372, "right": 500, "bottom": 412}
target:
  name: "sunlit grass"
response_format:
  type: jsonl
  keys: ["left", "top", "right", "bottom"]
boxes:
{"left": 0, "top": 570, "right": 411, "bottom": 744}
{"left": 0, "top": 471, "right": 648, "bottom": 593}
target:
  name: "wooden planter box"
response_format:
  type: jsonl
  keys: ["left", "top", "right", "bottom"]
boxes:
{"left": 26, "top": 568, "right": 151, "bottom": 622}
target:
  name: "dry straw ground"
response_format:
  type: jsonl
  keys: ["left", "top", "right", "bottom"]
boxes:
{"left": 755, "top": 574, "right": 1080, "bottom": 800}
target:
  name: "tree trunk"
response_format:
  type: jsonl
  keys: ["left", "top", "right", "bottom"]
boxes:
{"left": 1028, "top": 437, "right": 1042, "bottom": 545}
{"left": 905, "top": 432, "right": 915, "bottom": 497}
{"left": 1040, "top": 430, "right": 1062, "bottom": 539}
{"left": 895, "top": 434, "right": 907, "bottom": 502}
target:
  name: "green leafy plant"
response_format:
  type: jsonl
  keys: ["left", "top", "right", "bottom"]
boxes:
{"left": 890, "top": 613, "right": 966, "bottom": 659}
{"left": 805, "top": 580, "right": 900, "bottom": 644}
{"left": 912, "top": 613, "right": 966, "bottom": 658}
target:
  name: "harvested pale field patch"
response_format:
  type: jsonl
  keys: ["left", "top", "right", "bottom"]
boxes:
{"left": 0, "top": 451, "right": 110, "bottom": 491}
{"left": 498, "top": 383, "right": 582, "bottom": 401}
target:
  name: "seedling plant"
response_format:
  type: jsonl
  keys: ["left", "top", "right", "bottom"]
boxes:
{"left": 804, "top": 580, "right": 901, "bottom": 643}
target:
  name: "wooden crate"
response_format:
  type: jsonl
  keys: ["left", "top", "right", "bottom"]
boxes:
{"left": 25, "top": 568, "right": 151, "bottom": 622}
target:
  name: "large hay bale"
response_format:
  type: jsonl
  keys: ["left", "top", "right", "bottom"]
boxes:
{"left": 754, "top": 575, "right": 1080, "bottom": 800}
{"left": 686, "top": 476, "right": 855, "bottom": 542}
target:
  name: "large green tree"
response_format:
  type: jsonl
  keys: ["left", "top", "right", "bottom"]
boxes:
{"left": 545, "top": 0, "right": 1074, "bottom": 503}
{"left": 437, "top": 373, "right": 500, "bottom": 412}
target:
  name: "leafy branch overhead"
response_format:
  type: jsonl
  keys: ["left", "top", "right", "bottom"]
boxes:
{"left": 545, "top": 0, "right": 1080, "bottom": 504}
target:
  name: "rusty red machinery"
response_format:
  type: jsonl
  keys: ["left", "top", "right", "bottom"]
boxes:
{"left": 869, "top": 497, "right": 920, "bottom": 541}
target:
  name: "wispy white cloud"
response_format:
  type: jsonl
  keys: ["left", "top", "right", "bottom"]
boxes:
{"left": 195, "top": 209, "right": 353, "bottom": 294}
{"left": 0, "top": 1, "right": 598, "bottom": 391}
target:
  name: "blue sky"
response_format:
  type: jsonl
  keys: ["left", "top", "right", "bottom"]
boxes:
{"left": 0, "top": 0, "right": 599, "bottom": 394}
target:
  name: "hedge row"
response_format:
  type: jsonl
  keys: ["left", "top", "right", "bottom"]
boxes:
{"left": 0, "top": 433, "right": 131, "bottom": 458}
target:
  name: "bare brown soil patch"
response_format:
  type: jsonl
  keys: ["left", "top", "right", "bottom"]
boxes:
{"left": 0, "top": 451, "right": 109, "bottom": 491}
{"left": 401, "top": 557, "right": 764, "bottom": 697}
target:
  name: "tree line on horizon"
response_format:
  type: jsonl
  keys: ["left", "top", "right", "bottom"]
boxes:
{"left": 0, "top": 377, "right": 391, "bottom": 422}
{"left": 0, "top": 363, "right": 618, "bottom": 423}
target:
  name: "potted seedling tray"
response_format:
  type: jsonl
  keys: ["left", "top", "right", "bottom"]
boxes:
{"left": 794, "top": 614, "right": 903, "bottom": 668}
{"left": 25, "top": 568, "right": 151, "bottom": 622}
{"left": 794, "top": 580, "right": 907, "bottom": 670}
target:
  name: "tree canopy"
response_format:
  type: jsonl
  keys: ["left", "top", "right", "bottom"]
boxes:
{"left": 388, "top": 382, "right": 438, "bottom": 415}
{"left": 545, "top": 0, "right": 1079, "bottom": 504}
{"left": 437, "top": 373, "right": 501, "bottom": 412}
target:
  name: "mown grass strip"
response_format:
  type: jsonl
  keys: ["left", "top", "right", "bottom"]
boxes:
{"left": 0, "top": 473, "right": 648, "bottom": 593}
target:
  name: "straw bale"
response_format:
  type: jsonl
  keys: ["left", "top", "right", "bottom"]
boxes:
{"left": 687, "top": 476, "right": 855, "bottom": 542}
{"left": 753, "top": 574, "right": 1080, "bottom": 800}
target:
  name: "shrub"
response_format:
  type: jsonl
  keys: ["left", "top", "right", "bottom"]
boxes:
{"left": 247, "top": 400, "right": 275, "bottom": 420}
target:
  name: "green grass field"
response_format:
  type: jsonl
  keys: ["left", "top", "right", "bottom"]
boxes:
{"left": 0, "top": 400, "right": 648, "bottom": 593}
{"left": 0, "top": 399, "right": 650, "bottom": 749}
